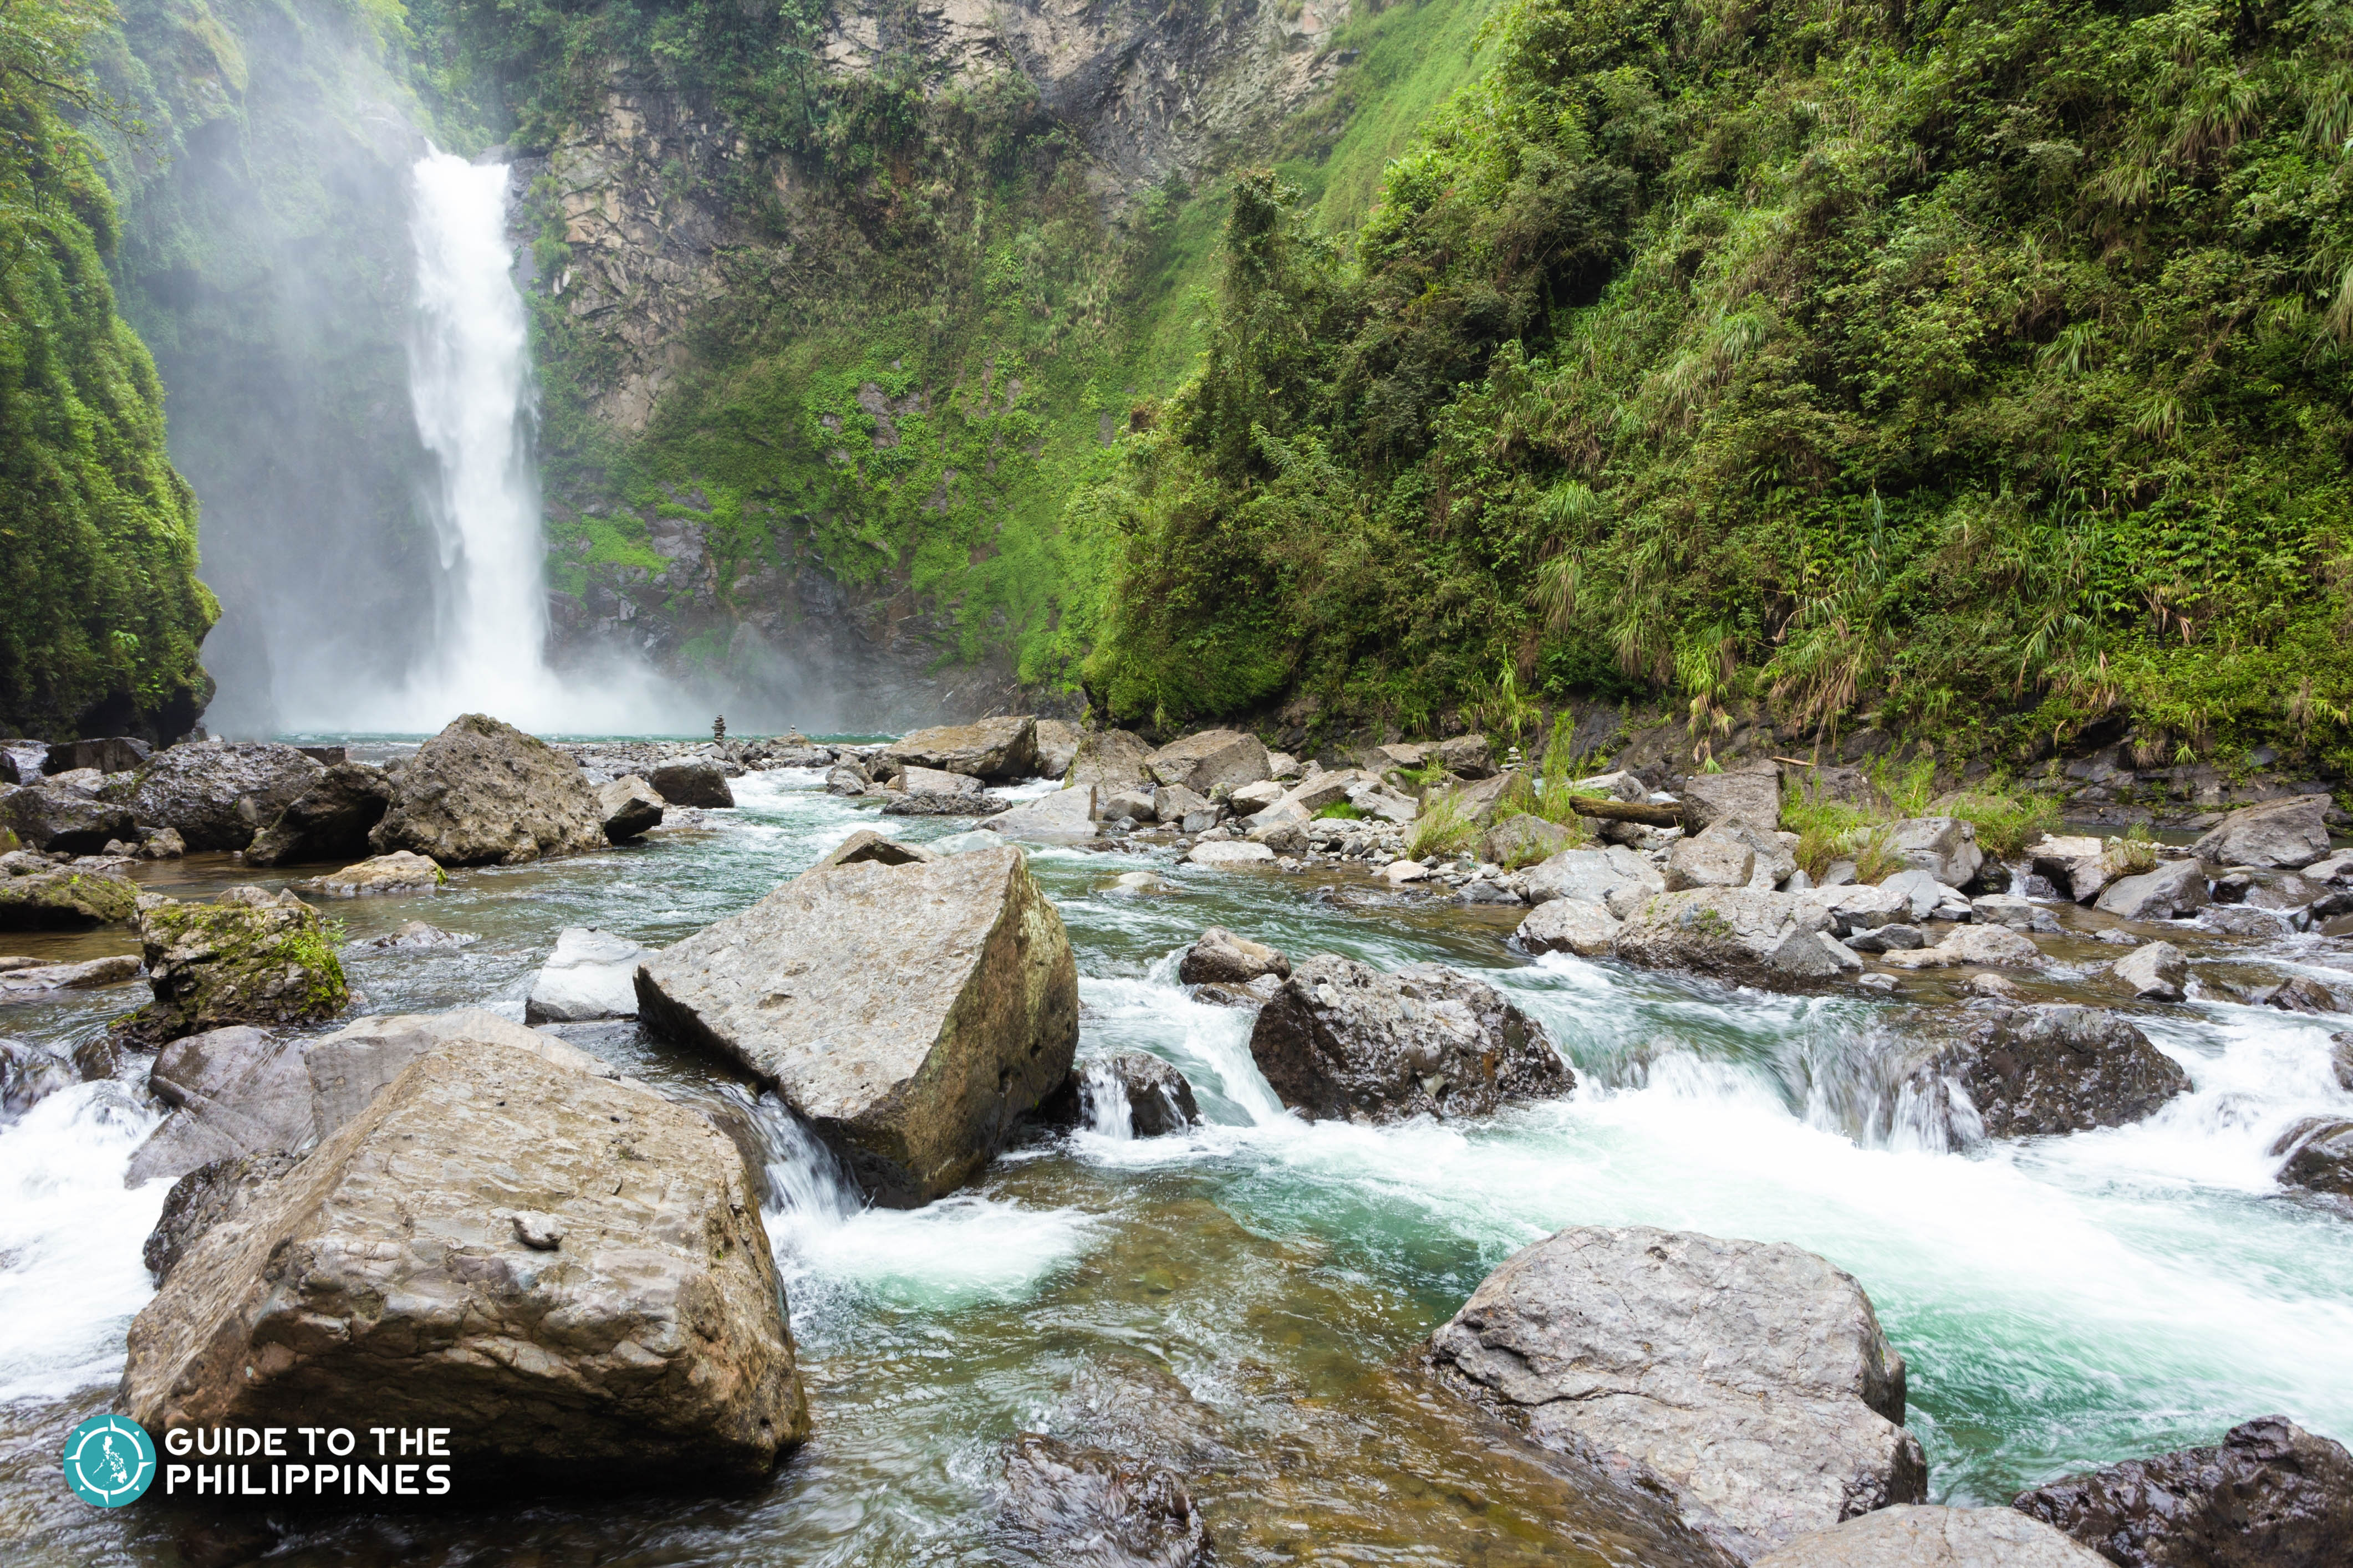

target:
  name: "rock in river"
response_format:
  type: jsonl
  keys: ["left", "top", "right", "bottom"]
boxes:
{"left": 635, "top": 841, "right": 1079, "bottom": 1206}
{"left": 2112, "top": 939, "right": 2188, "bottom": 1002}
{"left": 0, "top": 851, "right": 138, "bottom": 929}
{"left": 297, "top": 850, "right": 445, "bottom": 897}
{"left": 0, "top": 785, "right": 136, "bottom": 854}
{"left": 1887, "top": 816, "right": 1985, "bottom": 888}
{"left": 1516, "top": 897, "right": 1622, "bottom": 957}
{"left": 1040, "top": 1051, "right": 1203, "bottom": 1138}
{"left": 1177, "top": 926, "right": 1290, "bottom": 986}
{"left": 2094, "top": 859, "right": 2210, "bottom": 922}
{"left": 369, "top": 713, "right": 607, "bottom": 867}
{"left": 525, "top": 927, "right": 655, "bottom": 1024}
{"left": 1906, "top": 1004, "right": 2189, "bottom": 1142}
{"left": 1248, "top": 954, "right": 1570, "bottom": 1122}
{"left": 1613, "top": 887, "right": 1851, "bottom": 985}
{"left": 118, "top": 1029, "right": 809, "bottom": 1485}
{"left": 2191, "top": 794, "right": 2334, "bottom": 871}
{"left": 648, "top": 759, "right": 735, "bottom": 809}
{"left": 884, "top": 716, "right": 1041, "bottom": 781}
{"left": 242, "top": 763, "right": 393, "bottom": 866}
{"left": 981, "top": 784, "right": 1102, "bottom": 844}
{"left": 1428, "top": 1225, "right": 1925, "bottom": 1561}
{"left": 995, "top": 1432, "right": 1213, "bottom": 1568}
{"left": 1524, "top": 844, "right": 1664, "bottom": 913}
{"left": 124, "top": 887, "right": 348, "bottom": 1046}
{"left": 1065, "top": 727, "right": 1155, "bottom": 790}
{"left": 1147, "top": 729, "right": 1271, "bottom": 796}
{"left": 128, "top": 741, "right": 325, "bottom": 852}
{"left": 1755, "top": 1505, "right": 2106, "bottom": 1566}
{"left": 598, "top": 775, "right": 665, "bottom": 841}
{"left": 2013, "top": 1413, "right": 2353, "bottom": 1568}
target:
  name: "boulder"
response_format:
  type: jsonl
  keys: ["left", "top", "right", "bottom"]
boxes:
{"left": 1066, "top": 727, "right": 1155, "bottom": 790}
{"left": 2337, "top": 1032, "right": 2353, "bottom": 1092}
{"left": 648, "top": 759, "right": 735, "bottom": 809}
{"left": 118, "top": 1032, "right": 809, "bottom": 1484}
{"left": 136, "top": 826, "right": 186, "bottom": 859}
{"left": 2113, "top": 940, "right": 2189, "bottom": 1002}
{"left": 1847, "top": 923, "right": 1925, "bottom": 953}
{"left": 2272, "top": 1117, "right": 2353, "bottom": 1201}
{"left": 1756, "top": 1506, "right": 2106, "bottom": 1567}
{"left": 1680, "top": 762, "right": 1784, "bottom": 833}
{"left": 808, "top": 829, "right": 937, "bottom": 874}
{"left": 1439, "top": 733, "right": 1496, "bottom": 778}
{"left": 1483, "top": 814, "right": 1575, "bottom": 869}
{"left": 1443, "top": 769, "right": 1525, "bottom": 829}
{"left": 126, "top": 1026, "right": 313, "bottom": 1186}
{"left": 242, "top": 764, "right": 393, "bottom": 867}
{"left": 902, "top": 764, "right": 985, "bottom": 799}
{"left": 1969, "top": 894, "right": 2052, "bottom": 932}
{"left": 297, "top": 850, "right": 445, "bottom": 898}
{"left": 128, "top": 742, "right": 326, "bottom": 852}
{"left": 981, "top": 785, "right": 1103, "bottom": 844}
{"left": 1515, "top": 897, "right": 1622, "bottom": 957}
{"left": 1346, "top": 779, "right": 1420, "bottom": 824}
{"left": 1185, "top": 841, "right": 1275, "bottom": 867}
{"left": 2264, "top": 976, "right": 2342, "bottom": 1014}
{"left": 1427, "top": 1226, "right": 1924, "bottom": 1561}
{"left": 1178, "top": 927, "right": 1290, "bottom": 986}
{"left": 635, "top": 842, "right": 1078, "bottom": 1206}
{"left": 1146, "top": 729, "right": 1271, "bottom": 796}
{"left": 598, "top": 775, "right": 665, "bottom": 841}
{"left": 524, "top": 927, "right": 655, "bottom": 1024}
{"left": 0, "top": 853, "right": 138, "bottom": 928}
{"left": 995, "top": 1433, "right": 1213, "bottom": 1567}
{"left": 1052, "top": 1052, "right": 1203, "bottom": 1137}
{"left": 1888, "top": 817, "right": 1985, "bottom": 888}
{"left": 1193, "top": 974, "right": 1284, "bottom": 1008}
{"left": 2028, "top": 835, "right": 2117, "bottom": 905}
{"left": 1706, "top": 816, "right": 1800, "bottom": 888}
{"left": 143, "top": 1152, "right": 301, "bottom": 1283}
{"left": 1105, "top": 787, "right": 1157, "bottom": 822}
{"left": 1, "top": 1035, "right": 75, "bottom": 1116}
{"left": 1030, "top": 719, "right": 1082, "bottom": 780}
{"left": 2013, "top": 1414, "right": 2353, "bottom": 1568}
{"left": 369, "top": 715, "right": 607, "bottom": 866}
{"left": 1907, "top": 1005, "right": 2190, "bottom": 1141}
{"left": 1613, "top": 888, "right": 1847, "bottom": 985}
{"left": 2095, "top": 860, "right": 2210, "bottom": 921}
{"left": 0, "top": 953, "right": 140, "bottom": 995}
{"left": 1226, "top": 778, "right": 1286, "bottom": 816}
{"left": 1151, "top": 782, "right": 1211, "bottom": 825}
{"left": 1667, "top": 830, "right": 1758, "bottom": 891}
{"left": 1571, "top": 769, "right": 1653, "bottom": 803}
{"left": 126, "top": 887, "right": 348, "bottom": 1046}
{"left": 884, "top": 716, "right": 1041, "bottom": 780}
{"left": 1879, "top": 869, "right": 1951, "bottom": 922}
{"left": 824, "top": 762, "right": 869, "bottom": 796}
{"left": 2191, "top": 795, "right": 2334, "bottom": 871}
{"left": 363, "top": 920, "right": 474, "bottom": 951}
{"left": 44, "top": 736, "right": 151, "bottom": 775}
{"left": 1525, "top": 845, "right": 1665, "bottom": 912}
{"left": 1382, "top": 859, "right": 1429, "bottom": 885}
{"left": 1247, "top": 954, "right": 1569, "bottom": 1123}
{"left": 0, "top": 785, "right": 136, "bottom": 854}
{"left": 303, "top": 1009, "right": 622, "bottom": 1137}
{"left": 1878, "top": 926, "right": 2043, "bottom": 970}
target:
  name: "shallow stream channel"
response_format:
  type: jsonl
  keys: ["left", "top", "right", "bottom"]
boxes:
{"left": 4, "top": 745, "right": 2351, "bottom": 1565}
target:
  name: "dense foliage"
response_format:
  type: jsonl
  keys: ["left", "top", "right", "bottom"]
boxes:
{"left": 1089, "top": 0, "right": 2353, "bottom": 770}
{"left": 0, "top": 0, "right": 214, "bottom": 739}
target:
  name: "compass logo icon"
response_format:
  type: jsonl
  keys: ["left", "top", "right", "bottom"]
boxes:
{"left": 62, "top": 1414, "right": 155, "bottom": 1507}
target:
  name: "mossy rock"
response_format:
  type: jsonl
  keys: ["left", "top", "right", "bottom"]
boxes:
{"left": 125, "top": 886, "right": 348, "bottom": 1044}
{"left": 0, "top": 855, "right": 141, "bottom": 929}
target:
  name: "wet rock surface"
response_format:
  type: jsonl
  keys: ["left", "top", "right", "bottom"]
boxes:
{"left": 0, "top": 785, "right": 136, "bottom": 854}
{"left": 369, "top": 713, "right": 608, "bottom": 866}
{"left": 597, "top": 775, "right": 665, "bottom": 841}
{"left": 1755, "top": 1505, "right": 2106, "bottom": 1566}
{"left": 648, "top": 759, "right": 735, "bottom": 808}
{"left": 995, "top": 1432, "right": 1213, "bottom": 1568}
{"left": 1248, "top": 954, "right": 1570, "bottom": 1123}
{"left": 884, "top": 716, "right": 1041, "bottom": 781}
{"left": 0, "top": 1035, "right": 75, "bottom": 1115}
{"left": 1515, "top": 896, "right": 1623, "bottom": 956}
{"left": 1427, "top": 1225, "right": 1926, "bottom": 1561}
{"left": 1177, "top": 926, "right": 1290, "bottom": 986}
{"left": 243, "top": 762, "right": 393, "bottom": 866}
{"left": 125, "top": 887, "right": 348, "bottom": 1046}
{"left": 1040, "top": 1051, "right": 1203, "bottom": 1137}
{"left": 1909, "top": 1005, "right": 2191, "bottom": 1142}
{"left": 2012, "top": 1414, "right": 2353, "bottom": 1568}
{"left": 297, "top": 849, "right": 445, "bottom": 897}
{"left": 524, "top": 926, "right": 655, "bottom": 1023}
{"left": 2095, "top": 860, "right": 2211, "bottom": 921}
{"left": 1614, "top": 887, "right": 1848, "bottom": 984}
{"left": 2272, "top": 1117, "right": 2353, "bottom": 1201}
{"left": 128, "top": 742, "right": 326, "bottom": 852}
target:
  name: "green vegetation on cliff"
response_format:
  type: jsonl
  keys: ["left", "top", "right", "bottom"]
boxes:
{"left": 1089, "top": 0, "right": 2353, "bottom": 773}
{"left": 0, "top": 0, "right": 215, "bottom": 739}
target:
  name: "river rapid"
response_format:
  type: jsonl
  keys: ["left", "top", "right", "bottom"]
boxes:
{"left": 3, "top": 747, "right": 2350, "bottom": 1566}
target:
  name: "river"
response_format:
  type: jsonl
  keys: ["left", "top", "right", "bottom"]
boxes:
{"left": 3, "top": 749, "right": 2350, "bottom": 1565}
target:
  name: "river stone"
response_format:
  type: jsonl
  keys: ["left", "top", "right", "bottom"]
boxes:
{"left": 824, "top": 761, "right": 869, "bottom": 796}
{"left": 2029, "top": 835, "right": 2114, "bottom": 903}
{"left": 981, "top": 784, "right": 1102, "bottom": 844}
{"left": 1042, "top": 1051, "right": 1202, "bottom": 1137}
{"left": 1877, "top": 925, "right": 2043, "bottom": 969}
{"left": 2271, "top": 1117, "right": 2353, "bottom": 1201}
{"left": 129, "top": 742, "right": 325, "bottom": 852}
{"left": 0, "top": 854, "right": 138, "bottom": 928}
{"left": 525, "top": 927, "right": 655, "bottom": 1023}
{"left": 885, "top": 716, "right": 1041, "bottom": 780}
{"left": 1227, "top": 778, "right": 1286, "bottom": 816}
{"left": 1066, "top": 727, "right": 1155, "bottom": 790}
{"left": 298, "top": 850, "right": 445, "bottom": 897}
{"left": 1029, "top": 719, "right": 1082, "bottom": 780}
{"left": 2013, "top": 1414, "right": 2353, "bottom": 1568}
{"left": 118, "top": 1032, "right": 809, "bottom": 1484}
{"left": 1878, "top": 869, "right": 1949, "bottom": 922}
{"left": 1106, "top": 787, "right": 1157, "bottom": 822}
{"left": 141, "top": 1151, "right": 302, "bottom": 1283}
{"left": 1909, "top": 1005, "right": 2190, "bottom": 1142}
{"left": 598, "top": 775, "right": 665, "bottom": 841}
{"left": 1969, "top": 894, "right": 2051, "bottom": 932}
{"left": 364, "top": 920, "right": 474, "bottom": 951}
{"left": 902, "top": 764, "right": 985, "bottom": 799}
{"left": 0, "top": 953, "right": 141, "bottom": 994}
{"left": 1483, "top": 815, "right": 1575, "bottom": 868}
{"left": 1667, "top": 830, "right": 1757, "bottom": 891}
{"left": 2112, "top": 940, "right": 2188, "bottom": 1002}
{"left": 649, "top": 759, "right": 735, "bottom": 809}
{"left": 45, "top": 736, "right": 151, "bottom": 774}
{"left": 127, "top": 1026, "right": 311, "bottom": 1184}
{"left": 1185, "top": 840, "right": 1274, "bottom": 867}
{"left": 2095, "top": 860, "right": 2210, "bottom": 921}
{"left": 1439, "top": 733, "right": 1495, "bottom": 777}
{"left": 882, "top": 789, "right": 1004, "bottom": 817}
{"left": 807, "top": 829, "right": 937, "bottom": 876}
{"left": 1755, "top": 1505, "right": 2106, "bottom": 1567}
{"left": 1, "top": 1036, "right": 75, "bottom": 1116}
{"left": 1178, "top": 926, "right": 1290, "bottom": 985}
{"left": 304, "top": 1008, "right": 620, "bottom": 1140}
{"left": 243, "top": 763, "right": 393, "bottom": 867}
{"left": 1613, "top": 887, "right": 1846, "bottom": 985}
{"left": 2332, "top": 1033, "right": 2353, "bottom": 1092}
{"left": 2191, "top": 795, "right": 2334, "bottom": 871}
{"left": 1680, "top": 763, "right": 1784, "bottom": 833}
{"left": 995, "top": 1432, "right": 1213, "bottom": 1567}
{"left": 369, "top": 714, "right": 607, "bottom": 866}
{"left": 1152, "top": 782, "right": 1210, "bottom": 825}
{"left": 1888, "top": 817, "right": 1985, "bottom": 888}
{"left": 126, "top": 887, "right": 348, "bottom": 1046}
{"left": 1516, "top": 897, "right": 1622, "bottom": 957}
{"left": 0, "top": 785, "right": 136, "bottom": 854}
{"left": 1427, "top": 1225, "right": 1924, "bottom": 1561}
{"left": 635, "top": 842, "right": 1078, "bottom": 1206}
{"left": 1147, "top": 729, "right": 1271, "bottom": 796}
{"left": 1524, "top": 845, "right": 1663, "bottom": 908}
{"left": 1248, "top": 954, "right": 1570, "bottom": 1123}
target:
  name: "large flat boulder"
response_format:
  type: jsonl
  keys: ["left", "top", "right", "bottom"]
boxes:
{"left": 1147, "top": 729, "right": 1271, "bottom": 796}
{"left": 0, "top": 853, "right": 138, "bottom": 928}
{"left": 128, "top": 1026, "right": 312, "bottom": 1184}
{"left": 2013, "top": 1414, "right": 2353, "bottom": 1568}
{"left": 2094, "top": 859, "right": 2210, "bottom": 921}
{"left": 884, "top": 716, "right": 1041, "bottom": 780}
{"left": 980, "top": 784, "right": 1103, "bottom": 844}
{"left": 1906, "top": 1005, "right": 2189, "bottom": 1142}
{"left": 296, "top": 850, "right": 445, "bottom": 897}
{"left": 1613, "top": 888, "right": 1850, "bottom": 985}
{"left": 125, "top": 887, "right": 348, "bottom": 1046}
{"left": 243, "top": 763, "right": 393, "bottom": 866}
{"left": 1755, "top": 1506, "right": 2105, "bottom": 1566}
{"left": 118, "top": 1032, "right": 808, "bottom": 1485}
{"left": 1876, "top": 925, "right": 2042, "bottom": 969}
{"left": 369, "top": 713, "right": 608, "bottom": 867}
{"left": 1668, "top": 830, "right": 1757, "bottom": 891}
{"left": 1680, "top": 763, "right": 1784, "bottom": 833}
{"left": 1247, "top": 955, "right": 1570, "bottom": 1123}
{"left": 2192, "top": 795, "right": 2334, "bottom": 871}
{"left": 0, "top": 785, "right": 135, "bottom": 854}
{"left": 128, "top": 742, "right": 326, "bottom": 852}
{"left": 648, "top": 759, "right": 735, "bottom": 808}
{"left": 525, "top": 927, "right": 655, "bottom": 1023}
{"left": 1065, "top": 727, "right": 1155, "bottom": 789}
{"left": 1428, "top": 1226, "right": 1925, "bottom": 1561}
{"left": 635, "top": 842, "right": 1079, "bottom": 1205}
{"left": 1525, "top": 844, "right": 1664, "bottom": 912}
{"left": 0, "top": 953, "right": 140, "bottom": 995}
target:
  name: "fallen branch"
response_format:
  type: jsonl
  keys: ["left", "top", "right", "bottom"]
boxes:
{"left": 1562, "top": 794, "right": 1683, "bottom": 827}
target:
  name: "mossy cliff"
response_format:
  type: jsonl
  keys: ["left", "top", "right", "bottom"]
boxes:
{"left": 0, "top": 0, "right": 216, "bottom": 742}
